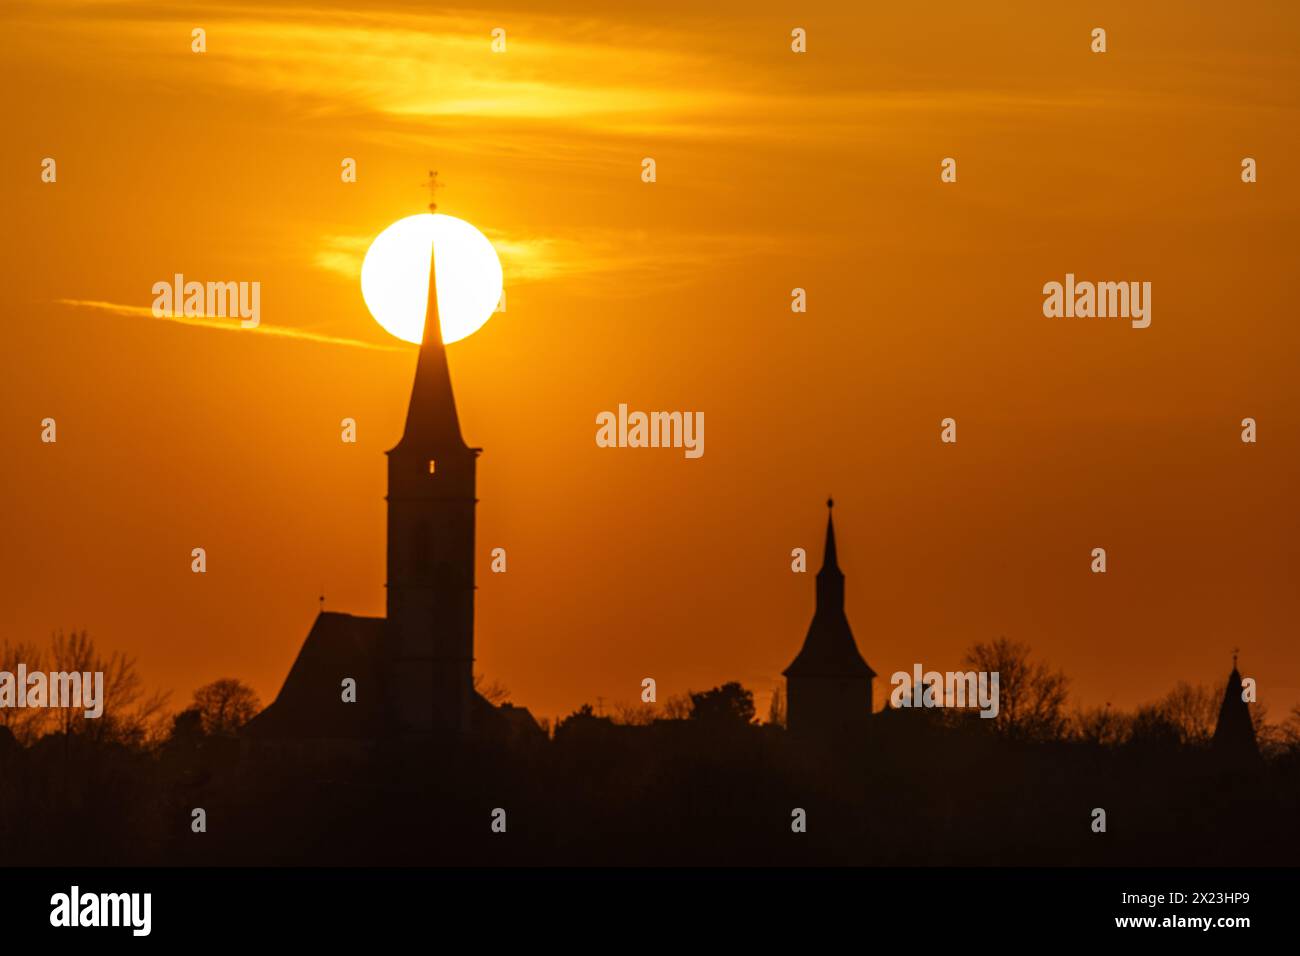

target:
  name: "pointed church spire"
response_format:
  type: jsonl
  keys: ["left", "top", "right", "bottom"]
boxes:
{"left": 1213, "top": 654, "right": 1259, "bottom": 764}
{"left": 816, "top": 496, "right": 845, "bottom": 611}
{"left": 822, "top": 497, "right": 839, "bottom": 573}
{"left": 784, "top": 498, "right": 874, "bottom": 680}
{"left": 389, "top": 199, "right": 471, "bottom": 456}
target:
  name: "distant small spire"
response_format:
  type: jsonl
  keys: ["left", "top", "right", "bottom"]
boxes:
{"left": 1214, "top": 652, "right": 1259, "bottom": 762}
{"left": 319, "top": 592, "right": 325, "bottom": 612}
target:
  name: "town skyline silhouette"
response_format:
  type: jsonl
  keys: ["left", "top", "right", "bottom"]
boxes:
{"left": 3, "top": 223, "right": 1286, "bottom": 870}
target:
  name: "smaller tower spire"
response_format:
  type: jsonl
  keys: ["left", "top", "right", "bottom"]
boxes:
{"left": 1213, "top": 654, "right": 1260, "bottom": 764}
{"left": 821, "top": 497, "right": 840, "bottom": 578}
{"left": 425, "top": 169, "right": 444, "bottom": 212}
{"left": 782, "top": 496, "right": 876, "bottom": 737}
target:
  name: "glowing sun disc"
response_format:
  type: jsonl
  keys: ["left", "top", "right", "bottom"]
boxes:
{"left": 361, "top": 213, "right": 502, "bottom": 345}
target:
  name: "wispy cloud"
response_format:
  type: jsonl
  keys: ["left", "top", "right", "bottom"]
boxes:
{"left": 56, "top": 299, "right": 409, "bottom": 352}
{"left": 314, "top": 236, "right": 372, "bottom": 281}
{"left": 17, "top": 4, "right": 748, "bottom": 134}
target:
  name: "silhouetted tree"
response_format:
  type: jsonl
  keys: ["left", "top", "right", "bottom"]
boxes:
{"left": 661, "top": 693, "right": 694, "bottom": 720}
{"left": 963, "top": 638, "right": 1068, "bottom": 742}
{"left": 612, "top": 702, "right": 654, "bottom": 726}
{"left": 555, "top": 703, "right": 597, "bottom": 735}
{"left": 689, "top": 682, "right": 755, "bottom": 726}
{"left": 49, "top": 630, "right": 171, "bottom": 746}
{"left": 1071, "top": 703, "right": 1128, "bottom": 747}
{"left": 170, "top": 707, "right": 206, "bottom": 743}
{"left": 1152, "top": 681, "right": 1219, "bottom": 746}
{"left": 1269, "top": 705, "right": 1300, "bottom": 759}
{"left": 473, "top": 673, "right": 510, "bottom": 705}
{"left": 0, "top": 638, "right": 50, "bottom": 744}
{"left": 1128, "top": 703, "right": 1183, "bottom": 750}
{"left": 191, "top": 678, "right": 260, "bottom": 736}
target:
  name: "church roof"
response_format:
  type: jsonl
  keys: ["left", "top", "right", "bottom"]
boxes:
{"left": 783, "top": 500, "right": 876, "bottom": 680}
{"left": 243, "top": 612, "right": 386, "bottom": 740}
{"left": 1212, "top": 663, "right": 1259, "bottom": 760}
{"left": 388, "top": 224, "right": 472, "bottom": 457}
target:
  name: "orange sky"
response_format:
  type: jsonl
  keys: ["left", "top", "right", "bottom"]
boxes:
{"left": 2, "top": 0, "right": 1298, "bottom": 724}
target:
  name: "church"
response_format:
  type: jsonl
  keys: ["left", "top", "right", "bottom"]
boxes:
{"left": 245, "top": 220, "right": 538, "bottom": 749}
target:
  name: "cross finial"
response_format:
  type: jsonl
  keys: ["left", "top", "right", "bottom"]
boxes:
{"left": 319, "top": 592, "right": 325, "bottom": 612}
{"left": 1233, "top": 647, "right": 1239, "bottom": 668}
{"left": 827, "top": 496, "right": 834, "bottom": 510}
{"left": 425, "top": 169, "right": 444, "bottom": 212}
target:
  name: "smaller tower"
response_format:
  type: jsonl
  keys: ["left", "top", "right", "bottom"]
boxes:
{"left": 1212, "top": 653, "right": 1259, "bottom": 765}
{"left": 783, "top": 498, "right": 876, "bottom": 739}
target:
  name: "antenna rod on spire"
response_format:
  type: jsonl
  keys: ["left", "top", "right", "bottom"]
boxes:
{"left": 425, "top": 169, "right": 444, "bottom": 212}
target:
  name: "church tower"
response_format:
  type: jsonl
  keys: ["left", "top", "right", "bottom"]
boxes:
{"left": 783, "top": 499, "right": 876, "bottom": 739}
{"left": 1212, "top": 654, "right": 1260, "bottom": 766}
{"left": 385, "top": 214, "right": 480, "bottom": 735}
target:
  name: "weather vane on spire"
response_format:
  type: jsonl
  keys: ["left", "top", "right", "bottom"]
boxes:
{"left": 425, "top": 169, "right": 444, "bottom": 212}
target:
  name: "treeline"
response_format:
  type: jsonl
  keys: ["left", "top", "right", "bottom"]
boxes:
{"left": 0, "top": 631, "right": 259, "bottom": 751}
{"left": 1, "top": 632, "right": 1298, "bottom": 866}
{"left": 3, "top": 631, "right": 1298, "bottom": 759}
{"left": 557, "top": 637, "right": 1300, "bottom": 759}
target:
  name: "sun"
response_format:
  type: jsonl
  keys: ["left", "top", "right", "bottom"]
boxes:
{"left": 361, "top": 213, "right": 503, "bottom": 345}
